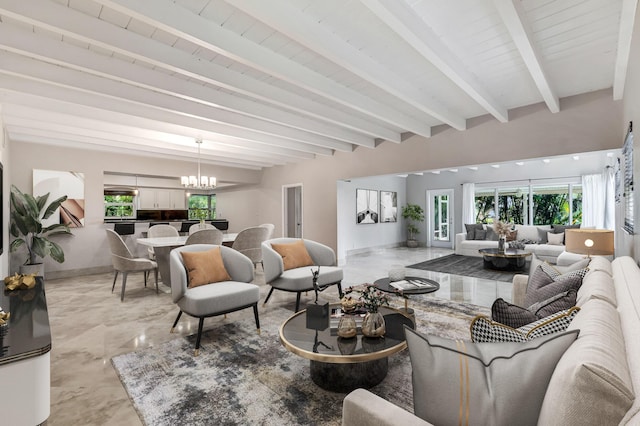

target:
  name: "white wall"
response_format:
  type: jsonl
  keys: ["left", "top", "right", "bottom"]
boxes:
{"left": 336, "top": 175, "right": 406, "bottom": 262}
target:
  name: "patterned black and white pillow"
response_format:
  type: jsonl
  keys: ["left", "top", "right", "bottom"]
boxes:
{"left": 471, "top": 307, "right": 580, "bottom": 343}
{"left": 491, "top": 298, "right": 538, "bottom": 328}
{"left": 524, "top": 266, "right": 583, "bottom": 308}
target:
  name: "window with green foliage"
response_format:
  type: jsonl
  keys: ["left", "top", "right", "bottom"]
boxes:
{"left": 104, "top": 193, "right": 135, "bottom": 218}
{"left": 188, "top": 194, "right": 216, "bottom": 220}
{"left": 474, "top": 183, "right": 581, "bottom": 226}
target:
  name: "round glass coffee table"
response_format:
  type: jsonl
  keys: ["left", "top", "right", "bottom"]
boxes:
{"left": 373, "top": 276, "right": 440, "bottom": 316}
{"left": 279, "top": 304, "right": 414, "bottom": 392}
{"left": 478, "top": 248, "right": 531, "bottom": 271}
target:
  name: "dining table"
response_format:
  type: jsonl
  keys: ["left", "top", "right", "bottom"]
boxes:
{"left": 136, "top": 233, "right": 237, "bottom": 286}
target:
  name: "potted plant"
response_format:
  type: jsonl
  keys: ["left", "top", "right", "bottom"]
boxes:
{"left": 402, "top": 203, "right": 425, "bottom": 248}
{"left": 9, "top": 185, "right": 73, "bottom": 276}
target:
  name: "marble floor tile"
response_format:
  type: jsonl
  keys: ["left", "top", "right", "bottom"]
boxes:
{"left": 44, "top": 247, "right": 512, "bottom": 425}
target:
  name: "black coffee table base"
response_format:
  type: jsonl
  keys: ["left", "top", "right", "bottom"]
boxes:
{"left": 482, "top": 255, "right": 528, "bottom": 271}
{"left": 310, "top": 357, "right": 388, "bottom": 392}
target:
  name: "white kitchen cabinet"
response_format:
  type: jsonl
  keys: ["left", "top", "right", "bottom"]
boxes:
{"left": 138, "top": 189, "right": 184, "bottom": 209}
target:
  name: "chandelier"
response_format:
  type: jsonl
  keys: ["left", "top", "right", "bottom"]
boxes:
{"left": 181, "top": 139, "right": 217, "bottom": 189}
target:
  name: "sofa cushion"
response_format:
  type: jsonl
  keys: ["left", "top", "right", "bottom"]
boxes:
{"left": 491, "top": 298, "right": 537, "bottom": 328}
{"left": 472, "top": 307, "right": 580, "bottom": 342}
{"left": 524, "top": 265, "right": 584, "bottom": 308}
{"left": 271, "top": 239, "right": 314, "bottom": 270}
{"left": 485, "top": 226, "right": 499, "bottom": 241}
{"left": 406, "top": 327, "right": 578, "bottom": 426}
{"left": 576, "top": 269, "right": 617, "bottom": 307}
{"left": 552, "top": 224, "right": 580, "bottom": 243}
{"left": 474, "top": 229, "right": 487, "bottom": 240}
{"left": 515, "top": 225, "right": 544, "bottom": 242}
{"left": 465, "top": 223, "right": 483, "bottom": 240}
{"left": 537, "top": 227, "right": 549, "bottom": 243}
{"left": 505, "top": 229, "right": 518, "bottom": 241}
{"left": 538, "top": 298, "right": 635, "bottom": 425}
{"left": 540, "top": 261, "right": 589, "bottom": 281}
{"left": 180, "top": 247, "right": 232, "bottom": 288}
{"left": 547, "top": 231, "right": 564, "bottom": 245}
{"left": 528, "top": 289, "right": 577, "bottom": 318}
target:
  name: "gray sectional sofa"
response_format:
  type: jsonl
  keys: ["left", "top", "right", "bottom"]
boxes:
{"left": 455, "top": 224, "right": 569, "bottom": 263}
{"left": 342, "top": 255, "right": 640, "bottom": 425}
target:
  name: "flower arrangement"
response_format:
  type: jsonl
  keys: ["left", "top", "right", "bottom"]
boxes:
{"left": 343, "top": 284, "right": 390, "bottom": 313}
{"left": 493, "top": 221, "right": 513, "bottom": 237}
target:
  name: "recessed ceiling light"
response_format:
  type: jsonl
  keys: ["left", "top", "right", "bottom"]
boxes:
{"left": 431, "top": 171, "right": 441, "bottom": 174}
{"left": 468, "top": 166, "right": 478, "bottom": 171}
{"left": 607, "top": 152, "right": 614, "bottom": 157}
{"left": 491, "top": 164, "right": 500, "bottom": 169}
{"left": 397, "top": 174, "right": 408, "bottom": 178}
{"left": 516, "top": 162, "right": 524, "bottom": 166}
{"left": 449, "top": 169, "right": 458, "bottom": 173}
{"left": 414, "top": 172, "right": 423, "bottom": 176}
{"left": 573, "top": 156, "right": 580, "bottom": 161}
{"left": 543, "top": 159, "right": 551, "bottom": 163}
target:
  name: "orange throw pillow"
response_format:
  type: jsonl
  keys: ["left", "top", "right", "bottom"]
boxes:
{"left": 271, "top": 240, "right": 314, "bottom": 270}
{"left": 181, "top": 247, "right": 232, "bottom": 288}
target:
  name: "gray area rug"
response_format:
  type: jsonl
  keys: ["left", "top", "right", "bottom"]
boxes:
{"left": 406, "top": 254, "right": 526, "bottom": 282}
{"left": 111, "top": 297, "right": 488, "bottom": 426}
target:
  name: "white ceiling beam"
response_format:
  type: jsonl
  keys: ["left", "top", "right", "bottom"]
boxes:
{"left": 2, "top": 118, "right": 287, "bottom": 168}
{"left": 0, "top": 92, "right": 324, "bottom": 161}
{"left": 0, "top": 70, "right": 337, "bottom": 157}
{"left": 0, "top": 50, "right": 353, "bottom": 153}
{"left": 0, "top": 23, "right": 375, "bottom": 148}
{"left": 0, "top": 0, "right": 400, "bottom": 143}
{"left": 493, "top": 0, "right": 559, "bottom": 113}
{"left": 228, "top": 0, "right": 466, "bottom": 131}
{"left": 94, "top": 0, "right": 433, "bottom": 136}
{"left": 363, "top": 0, "right": 508, "bottom": 123}
{"left": 613, "top": 0, "right": 638, "bottom": 100}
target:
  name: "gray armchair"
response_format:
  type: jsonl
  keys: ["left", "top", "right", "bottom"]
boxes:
{"left": 261, "top": 238, "right": 343, "bottom": 311}
{"left": 105, "top": 229, "right": 158, "bottom": 301}
{"left": 188, "top": 223, "right": 215, "bottom": 234}
{"left": 232, "top": 226, "right": 270, "bottom": 268}
{"left": 169, "top": 244, "right": 260, "bottom": 355}
{"left": 147, "top": 224, "right": 179, "bottom": 259}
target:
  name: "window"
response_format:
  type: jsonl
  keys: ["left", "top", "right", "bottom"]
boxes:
{"left": 474, "top": 188, "right": 495, "bottom": 224}
{"left": 188, "top": 194, "right": 216, "bottom": 220}
{"left": 474, "top": 182, "right": 581, "bottom": 226}
{"left": 104, "top": 191, "right": 136, "bottom": 218}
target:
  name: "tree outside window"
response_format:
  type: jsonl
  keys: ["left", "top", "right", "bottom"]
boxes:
{"left": 474, "top": 188, "right": 495, "bottom": 224}
{"left": 188, "top": 194, "right": 216, "bottom": 220}
{"left": 104, "top": 194, "right": 135, "bottom": 218}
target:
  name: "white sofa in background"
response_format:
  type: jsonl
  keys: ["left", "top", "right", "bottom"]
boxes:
{"left": 342, "top": 255, "right": 640, "bottom": 425}
{"left": 455, "top": 224, "right": 565, "bottom": 263}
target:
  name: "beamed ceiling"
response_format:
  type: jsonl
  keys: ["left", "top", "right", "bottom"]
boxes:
{"left": 0, "top": 0, "right": 636, "bottom": 171}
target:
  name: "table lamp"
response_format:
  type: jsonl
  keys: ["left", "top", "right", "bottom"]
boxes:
{"left": 565, "top": 229, "right": 614, "bottom": 258}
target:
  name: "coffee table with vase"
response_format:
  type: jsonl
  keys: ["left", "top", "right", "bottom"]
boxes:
{"left": 279, "top": 304, "right": 414, "bottom": 392}
{"left": 478, "top": 247, "right": 531, "bottom": 271}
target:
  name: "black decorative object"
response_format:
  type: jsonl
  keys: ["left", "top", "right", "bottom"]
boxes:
{"left": 306, "top": 267, "right": 330, "bottom": 330}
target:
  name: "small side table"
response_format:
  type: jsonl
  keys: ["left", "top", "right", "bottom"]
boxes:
{"left": 373, "top": 276, "right": 440, "bottom": 316}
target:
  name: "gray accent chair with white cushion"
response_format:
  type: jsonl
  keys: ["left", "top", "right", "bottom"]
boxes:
{"left": 105, "top": 229, "right": 158, "bottom": 301}
{"left": 169, "top": 244, "right": 260, "bottom": 356}
{"left": 261, "top": 238, "right": 343, "bottom": 311}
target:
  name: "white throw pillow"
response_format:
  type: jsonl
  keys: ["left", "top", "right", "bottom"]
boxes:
{"left": 547, "top": 231, "right": 564, "bottom": 245}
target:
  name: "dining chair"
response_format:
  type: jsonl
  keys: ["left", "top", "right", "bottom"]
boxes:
{"left": 188, "top": 223, "right": 216, "bottom": 235}
{"left": 231, "top": 226, "right": 270, "bottom": 268}
{"left": 169, "top": 244, "right": 260, "bottom": 355}
{"left": 147, "top": 224, "right": 179, "bottom": 259}
{"left": 105, "top": 229, "right": 158, "bottom": 301}
{"left": 185, "top": 228, "right": 224, "bottom": 245}
{"left": 259, "top": 223, "right": 275, "bottom": 239}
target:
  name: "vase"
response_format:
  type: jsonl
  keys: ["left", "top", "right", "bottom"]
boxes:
{"left": 361, "top": 311, "right": 385, "bottom": 337}
{"left": 337, "top": 315, "right": 357, "bottom": 338}
{"left": 498, "top": 235, "right": 506, "bottom": 253}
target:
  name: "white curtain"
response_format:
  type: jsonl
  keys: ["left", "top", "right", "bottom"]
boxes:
{"left": 582, "top": 174, "right": 606, "bottom": 228}
{"left": 462, "top": 182, "right": 475, "bottom": 227}
{"left": 603, "top": 166, "right": 616, "bottom": 230}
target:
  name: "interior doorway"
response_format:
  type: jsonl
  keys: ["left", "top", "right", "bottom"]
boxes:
{"left": 427, "top": 189, "right": 454, "bottom": 248}
{"left": 283, "top": 184, "right": 303, "bottom": 238}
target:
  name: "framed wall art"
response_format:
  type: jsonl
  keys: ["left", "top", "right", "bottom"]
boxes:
{"left": 356, "top": 189, "right": 378, "bottom": 224}
{"left": 380, "top": 190, "right": 398, "bottom": 223}
{"left": 33, "top": 169, "right": 85, "bottom": 228}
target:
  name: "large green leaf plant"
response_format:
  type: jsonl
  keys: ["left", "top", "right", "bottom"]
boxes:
{"left": 10, "top": 185, "right": 73, "bottom": 265}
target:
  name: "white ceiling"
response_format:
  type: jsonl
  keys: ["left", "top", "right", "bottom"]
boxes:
{"left": 0, "top": 0, "right": 636, "bottom": 171}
